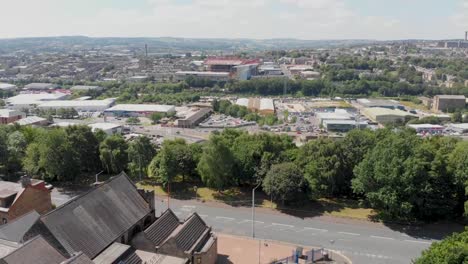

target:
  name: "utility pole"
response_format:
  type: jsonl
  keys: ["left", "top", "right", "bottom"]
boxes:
{"left": 95, "top": 170, "right": 104, "bottom": 184}
{"left": 252, "top": 180, "right": 262, "bottom": 238}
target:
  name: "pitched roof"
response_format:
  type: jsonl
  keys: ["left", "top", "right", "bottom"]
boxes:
{"left": 0, "top": 211, "right": 40, "bottom": 243}
{"left": 93, "top": 242, "right": 131, "bottom": 264}
{"left": 144, "top": 210, "right": 180, "bottom": 246}
{"left": 1, "top": 236, "right": 65, "bottom": 264}
{"left": 40, "top": 172, "right": 151, "bottom": 259}
{"left": 61, "top": 252, "right": 94, "bottom": 264}
{"left": 172, "top": 213, "right": 209, "bottom": 251}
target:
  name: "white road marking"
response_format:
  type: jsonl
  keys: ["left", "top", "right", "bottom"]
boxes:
{"left": 199, "top": 214, "right": 208, "bottom": 218}
{"left": 370, "top": 235, "right": 395, "bottom": 240}
{"left": 182, "top": 205, "right": 196, "bottom": 208}
{"left": 303, "top": 227, "right": 328, "bottom": 232}
{"left": 272, "top": 223, "right": 294, "bottom": 228}
{"left": 215, "top": 216, "right": 235, "bottom": 221}
{"left": 404, "top": 240, "right": 432, "bottom": 245}
{"left": 174, "top": 211, "right": 183, "bottom": 216}
{"left": 237, "top": 219, "right": 264, "bottom": 224}
{"left": 338, "top": 231, "right": 360, "bottom": 236}
{"left": 180, "top": 207, "right": 193, "bottom": 212}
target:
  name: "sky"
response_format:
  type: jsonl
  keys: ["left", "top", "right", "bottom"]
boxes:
{"left": 0, "top": 0, "right": 467, "bottom": 40}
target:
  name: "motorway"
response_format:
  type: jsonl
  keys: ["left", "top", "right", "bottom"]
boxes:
{"left": 155, "top": 197, "right": 455, "bottom": 264}
{"left": 51, "top": 188, "right": 459, "bottom": 264}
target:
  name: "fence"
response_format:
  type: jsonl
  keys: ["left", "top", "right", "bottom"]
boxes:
{"left": 270, "top": 248, "right": 328, "bottom": 264}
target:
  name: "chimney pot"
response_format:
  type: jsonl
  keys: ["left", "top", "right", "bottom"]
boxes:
{"left": 20, "top": 175, "right": 31, "bottom": 188}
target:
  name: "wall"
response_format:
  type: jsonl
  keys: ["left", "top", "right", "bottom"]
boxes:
{"left": 8, "top": 187, "right": 52, "bottom": 221}
{"left": 194, "top": 235, "right": 218, "bottom": 264}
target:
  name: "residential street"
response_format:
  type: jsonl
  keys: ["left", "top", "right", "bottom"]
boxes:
{"left": 155, "top": 197, "right": 462, "bottom": 264}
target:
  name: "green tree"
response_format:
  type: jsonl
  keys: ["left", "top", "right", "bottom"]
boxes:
{"left": 127, "top": 136, "right": 156, "bottom": 180}
{"left": 413, "top": 229, "right": 468, "bottom": 264}
{"left": 7, "top": 131, "right": 27, "bottom": 172}
{"left": 197, "top": 134, "right": 235, "bottom": 190}
{"left": 99, "top": 135, "right": 128, "bottom": 174}
{"left": 262, "top": 162, "right": 307, "bottom": 205}
{"left": 448, "top": 141, "right": 468, "bottom": 217}
{"left": 65, "top": 125, "right": 100, "bottom": 172}
{"left": 149, "top": 113, "right": 165, "bottom": 124}
{"left": 126, "top": 117, "right": 141, "bottom": 125}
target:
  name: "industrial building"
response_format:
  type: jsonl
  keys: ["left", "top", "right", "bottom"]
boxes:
{"left": 175, "top": 71, "right": 230, "bottom": 82}
{"left": 204, "top": 58, "right": 259, "bottom": 72}
{"left": 323, "top": 120, "right": 368, "bottom": 132}
{"left": 14, "top": 116, "right": 48, "bottom": 126}
{"left": 363, "top": 107, "right": 417, "bottom": 124}
{"left": 316, "top": 110, "right": 352, "bottom": 125}
{"left": 70, "top": 85, "right": 103, "bottom": 91}
{"left": 23, "top": 83, "right": 57, "bottom": 90}
{"left": 104, "top": 104, "right": 176, "bottom": 117}
{"left": 88, "top": 123, "right": 123, "bottom": 135}
{"left": 0, "top": 109, "right": 25, "bottom": 124}
{"left": 407, "top": 124, "right": 445, "bottom": 134}
{"left": 0, "top": 83, "right": 17, "bottom": 91}
{"left": 235, "top": 98, "right": 275, "bottom": 115}
{"left": 5, "top": 93, "right": 69, "bottom": 109}
{"left": 37, "top": 98, "right": 115, "bottom": 112}
{"left": 176, "top": 108, "right": 212, "bottom": 128}
{"left": 357, "top": 99, "right": 404, "bottom": 110}
{"left": 432, "top": 95, "right": 466, "bottom": 112}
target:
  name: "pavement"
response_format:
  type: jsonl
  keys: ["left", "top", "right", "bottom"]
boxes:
{"left": 154, "top": 197, "right": 462, "bottom": 264}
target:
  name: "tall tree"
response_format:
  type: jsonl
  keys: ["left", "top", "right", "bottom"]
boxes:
{"left": 413, "top": 229, "right": 468, "bottom": 264}
{"left": 99, "top": 135, "right": 128, "bottom": 174}
{"left": 263, "top": 162, "right": 307, "bottom": 205}
{"left": 65, "top": 125, "right": 100, "bottom": 172}
{"left": 448, "top": 141, "right": 468, "bottom": 217}
{"left": 127, "top": 136, "right": 156, "bottom": 180}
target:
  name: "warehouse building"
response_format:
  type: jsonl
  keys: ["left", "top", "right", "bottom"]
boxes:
{"left": 23, "top": 83, "right": 57, "bottom": 90}
{"left": 37, "top": 98, "right": 115, "bottom": 112}
{"left": 357, "top": 99, "right": 404, "bottom": 110}
{"left": 323, "top": 120, "right": 368, "bottom": 132}
{"left": 175, "top": 71, "right": 230, "bottom": 82}
{"left": 176, "top": 108, "right": 212, "bottom": 128}
{"left": 363, "top": 107, "right": 417, "bottom": 124}
{"left": 88, "top": 123, "right": 123, "bottom": 135}
{"left": 70, "top": 85, "right": 103, "bottom": 92}
{"left": 15, "top": 116, "right": 48, "bottom": 126}
{"left": 235, "top": 98, "right": 275, "bottom": 115}
{"left": 432, "top": 95, "right": 466, "bottom": 112}
{"left": 6, "top": 93, "right": 69, "bottom": 109}
{"left": 0, "top": 109, "right": 25, "bottom": 124}
{"left": 316, "top": 110, "right": 352, "bottom": 125}
{"left": 104, "top": 104, "right": 176, "bottom": 117}
{"left": 407, "top": 124, "right": 445, "bottom": 134}
{"left": 0, "top": 83, "right": 17, "bottom": 91}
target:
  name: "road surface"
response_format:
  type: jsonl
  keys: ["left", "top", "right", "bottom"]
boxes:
{"left": 155, "top": 197, "right": 457, "bottom": 264}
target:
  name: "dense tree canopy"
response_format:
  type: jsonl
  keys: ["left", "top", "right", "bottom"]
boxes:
{"left": 414, "top": 229, "right": 468, "bottom": 264}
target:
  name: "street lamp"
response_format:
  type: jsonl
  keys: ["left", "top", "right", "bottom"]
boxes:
{"left": 95, "top": 170, "right": 104, "bottom": 184}
{"left": 252, "top": 180, "right": 262, "bottom": 238}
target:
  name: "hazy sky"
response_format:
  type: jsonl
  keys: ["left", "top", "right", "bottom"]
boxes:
{"left": 1, "top": 0, "right": 467, "bottom": 40}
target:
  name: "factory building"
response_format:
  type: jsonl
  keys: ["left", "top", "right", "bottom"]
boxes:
{"left": 104, "top": 104, "right": 176, "bottom": 117}
{"left": 6, "top": 93, "right": 69, "bottom": 109}
{"left": 363, "top": 107, "right": 417, "bottom": 124}
{"left": 37, "top": 98, "right": 115, "bottom": 112}
{"left": 0, "top": 83, "right": 17, "bottom": 91}
{"left": 235, "top": 98, "right": 275, "bottom": 115}
{"left": 0, "top": 109, "right": 25, "bottom": 124}
{"left": 323, "top": 120, "right": 368, "bottom": 132}
{"left": 407, "top": 124, "right": 445, "bottom": 134}
{"left": 88, "top": 123, "right": 123, "bottom": 135}
{"left": 316, "top": 110, "right": 352, "bottom": 125}
{"left": 23, "top": 83, "right": 57, "bottom": 90}
{"left": 176, "top": 108, "right": 212, "bottom": 128}
{"left": 175, "top": 71, "right": 230, "bottom": 82}
{"left": 357, "top": 99, "right": 405, "bottom": 110}
{"left": 432, "top": 95, "right": 466, "bottom": 112}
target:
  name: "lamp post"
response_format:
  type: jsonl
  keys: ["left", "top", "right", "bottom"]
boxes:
{"left": 95, "top": 170, "right": 104, "bottom": 184}
{"left": 252, "top": 180, "right": 262, "bottom": 238}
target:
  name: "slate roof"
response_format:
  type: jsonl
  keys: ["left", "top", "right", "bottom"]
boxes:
{"left": 144, "top": 210, "right": 180, "bottom": 246}
{"left": 0, "top": 235, "right": 65, "bottom": 264}
{"left": 0, "top": 211, "right": 40, "bottom": 243}
{"left": 40, "top": 172, "right": 151, "bottom": 259}
{"left": 172, "top": 213, "right": 209, "bottom": 251}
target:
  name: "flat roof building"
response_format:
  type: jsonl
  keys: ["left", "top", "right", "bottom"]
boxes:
{"left": 105, "top": 104, "right": 176, "bottom": 117}
{"left": 407, "top": 124, "right": 445, "bottom": 134}
{"left": 37, "top": 99, "right": 115, "bottom": 112}
{"left": 316, "top": 110, "right": 352, "bottom": 125}
{"left": 0, "top": 109, "right": 25, "bottom": 124}
{"left": 23, "top": 83, "right": 56, "bottom": 90}
{"left": 14, "top": 116, "right": 48, "bottom": 126}
{"left": 363, "top": 107, "right": 417, "bottom": 124}
{"left": 175, "top": 71, "right": 230, "bottom": 82}
{"left": 70, "top": 85, "right": 103, "bottom": 91}
{"left": 88, "top": 123, "right": 122, "bottom": 135}
{"left": 432, "top": 95, "right": 466, "bottom": 112}
{"left": 6, "top": 93, "right": 69, "bottom": 109}
{"left": 235, "top": 98, "right": 275, "bottom": 115}
{"left": 176, "top": 108, "right": 212, "bottom": 128}
{"left": 357, "top": 99, "right": 404, "bottom": 110}
{"left": 323, "top": 120, "right": 368, "bottom": 132}
{"left": 0, "top": 83, "right": 17, "bottom": 91}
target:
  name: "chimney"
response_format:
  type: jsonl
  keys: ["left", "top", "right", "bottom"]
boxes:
{"left": 20, "top": 175, "right": 31, "bottom": 188}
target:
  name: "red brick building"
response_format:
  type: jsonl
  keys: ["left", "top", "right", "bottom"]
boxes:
{"left": 0, "top": 109, "right": 24, "bottom": 125}
{"left": 0, "top": 177, "right": 52, "bottom": 224}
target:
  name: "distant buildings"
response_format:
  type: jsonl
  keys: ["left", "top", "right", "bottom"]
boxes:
{"left": 357, "top": 98, "right": 405, "bottom": 110}
{"left": 175, "top": 71, "right": 230, "bottom": 82}
{"left": 323, "top": 120, "right": 368, "bottom": 132}
{"left": 0, "top": 176, "right": 52, "bottom": 224}
{"left": 14, "top": 116, "right": 48, "bottom": 126}
{"left": 0, "top": 83, "right": 17, "bottom": 91}
{"left": 104, "top": 104, "right": 176, "bottom": 117}
{"left": 316, "top": 110, "right": 352, "bottom": 125}
{"left": 37, "top": 98, "right": 115, "bottom": 112}
{"left": 432, "top": 95, "right": 466, "bottom": 112}
{"left": 88, "top": 123, "right": 123, "bottom": 135}
{"left": 235, "top": 98, "right": 275, "bottom": 115}
{"left": 407, "top": 124, "right": 445, "bottom": 134}
{"left": 176, "top": 108, "right": 212, "bottom": 128}
{"left": 0, "top": 109, "right": 25, "bottom": 124}
{"left": 70, "top": 85, "right": 103, "bottom": 92}
{"left": 6, "top": 93, "right": 69, "bottom": 109}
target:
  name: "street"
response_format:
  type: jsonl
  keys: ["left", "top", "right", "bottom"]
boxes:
{"left": 155, "top": 197, "right": 460, "bottom": 264}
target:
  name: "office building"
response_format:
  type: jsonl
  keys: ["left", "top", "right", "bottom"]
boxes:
{"left": 432, "top": 95, "right": 466, "bottom": 112}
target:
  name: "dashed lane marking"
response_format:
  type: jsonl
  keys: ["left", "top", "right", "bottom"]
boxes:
{"left": 237, "top": 219, "right": 265, "bottom": 224}
{"left": 404, "top": 240, "right": 432, "bottom": 245}
{"left": 338, "top": 231, "right": 360, "bottom": 236}
{"left": 303, "top": 227, "right": 328, "bottom": 232}
{"left": 370, "top": 235, "right": 395, "bottom": 240}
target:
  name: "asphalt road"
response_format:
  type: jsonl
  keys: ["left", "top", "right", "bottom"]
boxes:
{"left": 154, "top": 197, "right": 458, "bottom": 264}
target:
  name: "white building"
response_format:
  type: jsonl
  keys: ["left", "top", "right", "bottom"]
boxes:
{"left": 14, "top": 116, "right": 48, "bottom": 126}
{"left": 5, "top": 93, "right": 69, "bottom": 109}
{"left": 104, "top": 104, "right": 176, "bottom": 117}
{"left": 316, "top": 110, "right": 352, "bottom": 125}
{"left": 0, "top": 83, "right": 17, "bottom": 91}
{"left": 88, "top": 123, "right": 122, "bottom": 135}
{"left": 407, "top": 124, "right": 445, "bottom": 134}
{"left": 37, "top": 99, "right": 115, "bottom": 112}
{"left": 24, "top": 83, "right": 56, "bottom": 90}
{"left": 70, "top": 85, "right": 103, "bottom": 92}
